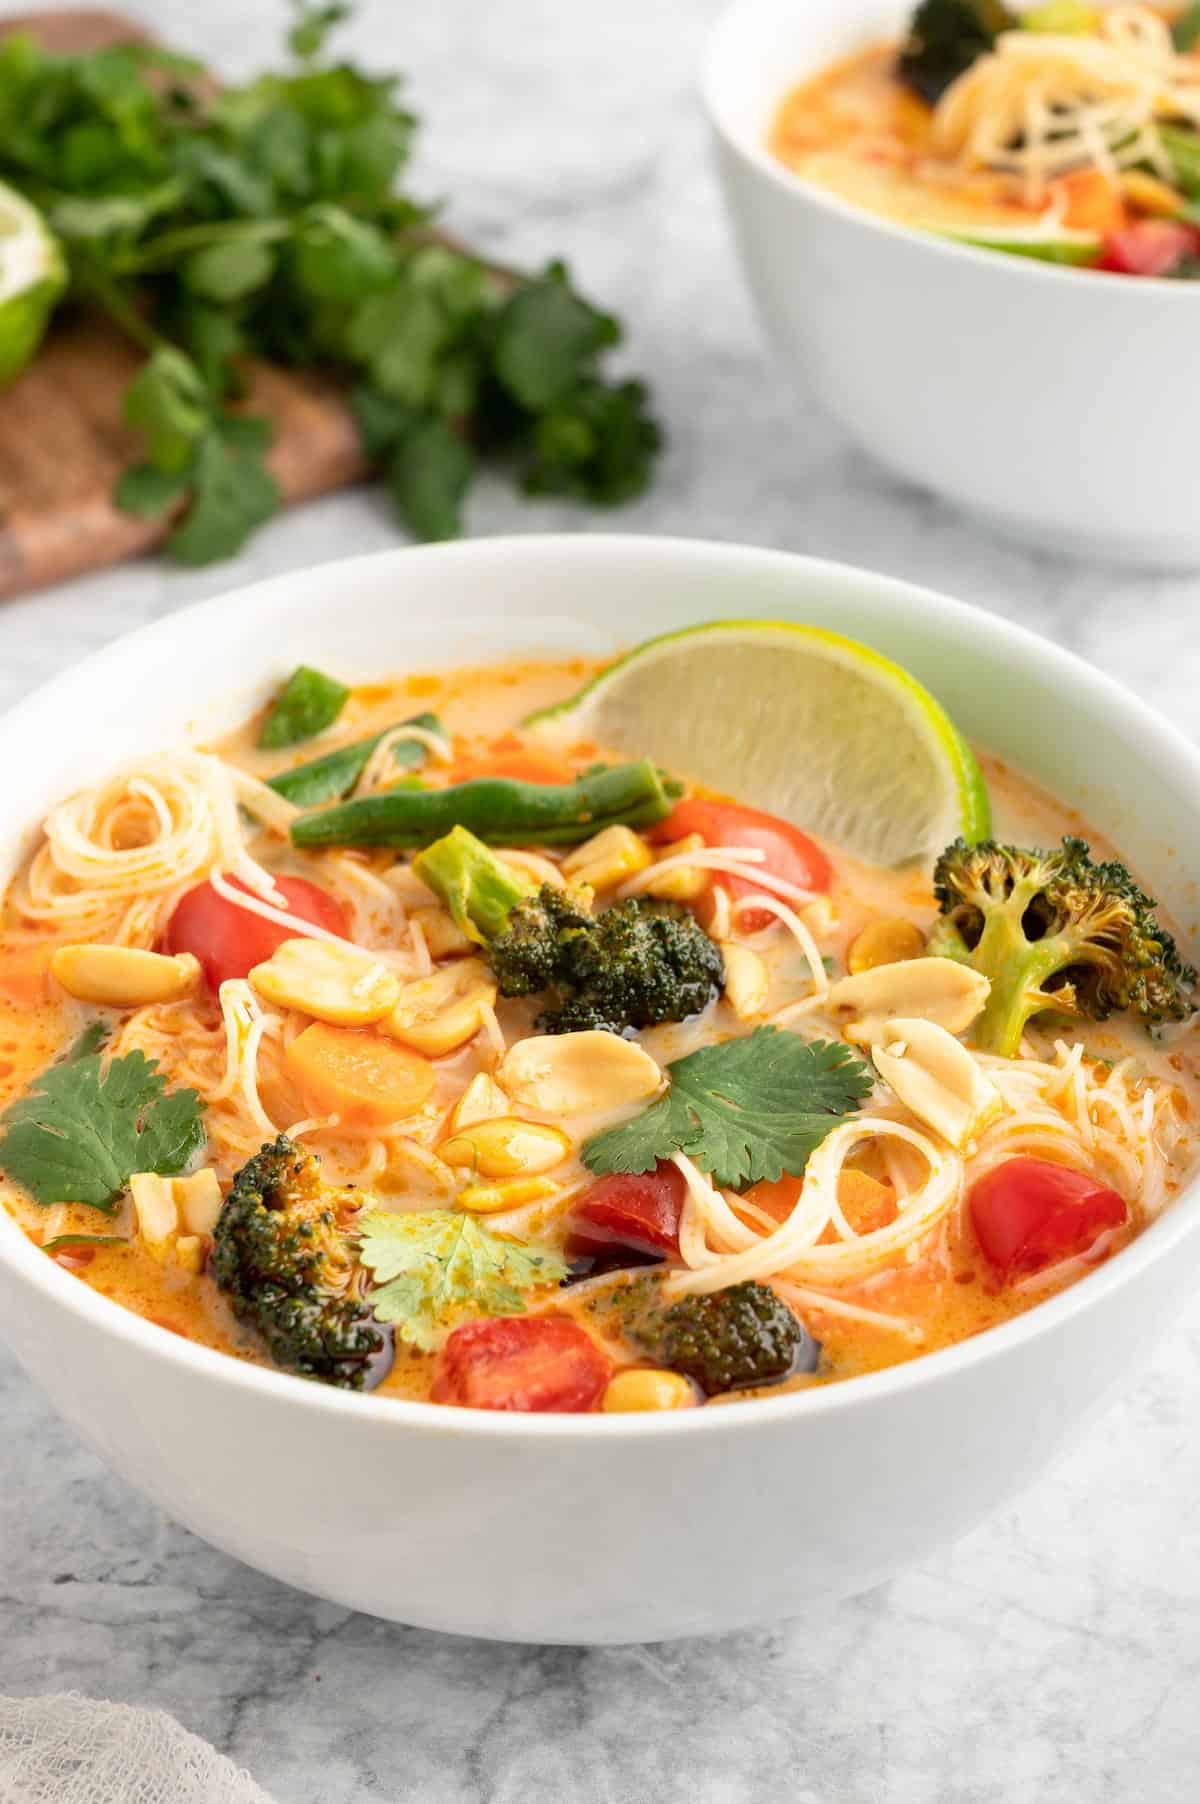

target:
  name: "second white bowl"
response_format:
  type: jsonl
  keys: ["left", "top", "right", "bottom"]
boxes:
{"left": 703, "top": 0, "right": 1200, "bottom": 567}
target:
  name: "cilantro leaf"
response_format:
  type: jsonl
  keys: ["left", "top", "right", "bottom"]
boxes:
{"left": 182, "top": 235, "right": 277, "bottom": 303}
{"left": 492, "top": 263, "right": 619, "bottom": 411}
{"left": 0, "top": 1051, "right": 205, "bottom": 1211}
{"left": 358, "top": 1210, "right": 567, "bottom": 1351}
{"left": 123, "top": 347, "right": 210, "bottom": 474}
{"left": 582, "top": 1028, "right": 874, "bottom": 1189}
{"left": 288, "top": 1, "right": 354, "bottom": 62}
{"left": 388, "top": 416, "right": 476, "bottom": 541}
{"left": 164, "top": 423, "right": 280, "bottom": 565}
{"left": 62, "top": 1021, "right": 111, "bottom": 1064}
{"left": 259, "top": 663, "right": 350, "bottom": 748}
{"left": 43, "top": 1233, "right": 129, "bottom": 1251}
{"left": 114, "top": 461, "right": 192, "bottom": 517}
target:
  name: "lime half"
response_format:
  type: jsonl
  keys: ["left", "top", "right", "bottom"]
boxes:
{"left": 0, "top": 180, "right": 66, "bottom": 387}
{"left": 525, "top": 621, "right": 990, "bottom": 865}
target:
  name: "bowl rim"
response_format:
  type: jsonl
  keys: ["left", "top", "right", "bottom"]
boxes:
{"left": 701, "top": 0, "right": 1200, "bottom": 299}
{"left": 3, "top": 531, "right": 1200, "bottom": 1442}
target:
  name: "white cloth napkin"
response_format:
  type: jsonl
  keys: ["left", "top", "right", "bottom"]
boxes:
{"left": 0, "top": 1695, "right": 276, "bottom": 1804}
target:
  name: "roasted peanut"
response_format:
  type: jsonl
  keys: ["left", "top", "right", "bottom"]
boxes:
{"left": 383, "top": 957, "right": 498, "bottom": 1057}
{"left": 250, "top": 938, "right": 399, "bottom": 1025}
{"left": 847, "top": 918, "right": 925, "bottom": 975}
{"left": 497, "top": 1030, "right": 662, "bottom": 1115}
{"left": 51, "top": 944, "right": 201, "bottom": 1008}
{"left": 828, "top": 956, "right": 990, "bottom": 1043}
{"left": 871, "top": 1017, "right": 1002, "bottom": 1148}
{"left": 720, "top": 942, "right": 769, "bottom": 1018}
{"left": 440, "top": 1117, "right": 570, "bottom": 1179}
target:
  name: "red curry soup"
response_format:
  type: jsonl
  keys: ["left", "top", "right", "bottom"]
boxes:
{"left": 771, "top": 4, "right": 1200, "bottom": 279}
{"left": 1, "top": 639, "right": 1196, "bottom": 1413}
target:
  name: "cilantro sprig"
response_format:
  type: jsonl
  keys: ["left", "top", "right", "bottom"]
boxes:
{"left": 358, "top": 1209, "right": 567, "bottom": 1351}
{"left": 582, "top": 1027, "right": 874, "bottom": 1189}
{"left": 0, "top": 1050, "right": 205, "bottom": 1211}
{"left": 0, "top": 1, "right": 660, "bottom": 563}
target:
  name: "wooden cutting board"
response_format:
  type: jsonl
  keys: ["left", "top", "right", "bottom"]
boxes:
{"left": 0, "top": 10, "right": 369, "bottom": 600}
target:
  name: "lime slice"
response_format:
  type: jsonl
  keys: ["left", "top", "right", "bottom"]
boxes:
{"left": 932, "top": 222, "right": 1101, "bottom": 266}
{"left": 0, "top": 180, "right": 66, "bottom": 387}
{"left": 525, "top": 621, "right": 990, "bottom": 865}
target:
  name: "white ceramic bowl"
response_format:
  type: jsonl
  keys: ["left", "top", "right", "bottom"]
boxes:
{"left": 703, "top": 0, "right": 1200, "bottom": 567}
{"left": 2, "top": 536, "right": 1200, "bottom": 1644}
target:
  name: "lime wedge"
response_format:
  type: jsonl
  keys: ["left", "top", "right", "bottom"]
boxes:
{"left": 525, "top": 621, "right": 990, "bottom": 865}
{"left": 0, "top": 180, "right": 66, "bottom": 387}
{"left": 932, "top": 222, "right": 1101, "bottom": 266}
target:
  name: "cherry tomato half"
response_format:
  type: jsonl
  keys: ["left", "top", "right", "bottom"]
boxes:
{"left": 651, "top": 798, "right": 831, "bottom": 932}
{"left": 969, "top": 1156, "right": 1127, "bottom": 1281}
{"left": 164, "top": 874, "right": 349, "bottom": 990}
{"left": 431, "top": 1316, "right": 612, "bottom": 1412}
{"left": 569, "top": 1161, "right": 687, "bottom": 1259}
{"left": 1099, "top": 221, "right": 1200, "bottom": 278}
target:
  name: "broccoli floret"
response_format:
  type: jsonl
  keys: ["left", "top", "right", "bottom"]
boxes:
{"left": 493, "top": 884, "right": 595, "bottom": 999}
{"left": 930, "top": 836, "right": 1196, "bottom": 1057}
{"left": 541, "top": 895, "right": 724, "bottom": 1034}
{"left": 212, "top": 1136, "right": 391, "bottom": 1390}
{"left": 897, "top": 0, "right": 1016, "bottom": 105}
{"left": 639, "top": 1281, "right": 818, "bottom": 1396}
{"left": 412, "top": 825, "right": 723, "bottom": 1035}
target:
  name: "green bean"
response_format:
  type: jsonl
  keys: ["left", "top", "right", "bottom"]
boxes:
{"left": 258, "top": 666, "right": 350, "bottom": 749}
{"left": 289, "top": 758, "right": 672, "bottom": 850}
{"left": 267, "top": 713, "right": 443, "bottom": 808}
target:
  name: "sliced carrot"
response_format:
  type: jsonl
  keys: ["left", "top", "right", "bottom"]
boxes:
{"left": 286, "top": 1022, "right": 435, "bottom": 1127}
{"left": 740, "top": 1174, "right": 805, "bottom": 1225}
{"left": 836, "top": 1170, "right": 897, "bottom": 1236}
{"left": 741, "top": 1169, "right": 896, "bottom": 1240}
{"left": 1050, "top": 169, "right": 1127, "bottom": 234}
{"left": 447, "top": 749, "right": 578, "bottom": 786}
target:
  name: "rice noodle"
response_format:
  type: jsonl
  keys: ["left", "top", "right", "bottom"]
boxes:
{"left": 728, "top": 892, "right": 829, "bottom": 996}
{"left": 933, "top": 7, "right": 1200, "bottom": 202}
{"left": 356, "top": 723, "right": 453, "bottom": 795}
{"left": 619, "top": 845, "right": 816, "bottom": 910}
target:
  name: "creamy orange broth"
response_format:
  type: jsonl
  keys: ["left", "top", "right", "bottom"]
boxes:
{"left": 2, "top": 656, "right": 1198, "bottom": 1405}
{"left": 769, "top": 14, "right": 1200, "bottom": 240}
{"left": 769, "top": 45, "right": 1044, "bottom": 232}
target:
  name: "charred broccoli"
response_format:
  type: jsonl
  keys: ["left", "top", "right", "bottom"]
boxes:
{"left": 412, "top": 825, "right": 723, "bottom": 1034}
{"left": 212, "top": 1136, "right": 392, "bottom": 1389}
{"left": 639, "top": 1281, "right": 819, "bottom": 1396}
{"left": 897, "top": 0, "right": 1015, "bottom": 105}
{"left": 930, "top": 836, "right": 1196, "bottom": 1057}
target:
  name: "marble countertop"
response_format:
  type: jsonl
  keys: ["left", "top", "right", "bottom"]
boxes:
{"left": 3, "top": 2, "right": 1200, "bottom": 1799}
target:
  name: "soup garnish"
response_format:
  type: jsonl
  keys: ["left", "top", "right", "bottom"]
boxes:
{"left": 0, "top": 632, "right": 1195, "bottom": 1412}
{"left": 771, "top": 3, "right": 1200, "bottom": 277}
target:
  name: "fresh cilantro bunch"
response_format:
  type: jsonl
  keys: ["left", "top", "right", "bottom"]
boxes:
{"left": 0, "top": 1, "right": 660, "bottom": 562}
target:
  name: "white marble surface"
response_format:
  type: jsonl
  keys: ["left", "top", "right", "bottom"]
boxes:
{"left": 3, "top": 2, "right": 1200, "bottom": 1798}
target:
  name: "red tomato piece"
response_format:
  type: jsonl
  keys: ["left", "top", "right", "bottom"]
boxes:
{"left": 650, "top": 798, "right": 831, "bottom": 932}
{"left": 431, "top": 1316, "right": 612, "bottom": 1412}
{"left": 569, "top": 1161, "right": 687, "bottom": 1258}
{"left": 1099, "top": 221, "right": 1200, "bottom": 278}
{"left": 969, "top": 1157, "right": 1126, "bottom": 1281}
{"left": 164, "top": 875, "right": 349, "bottom": 990}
